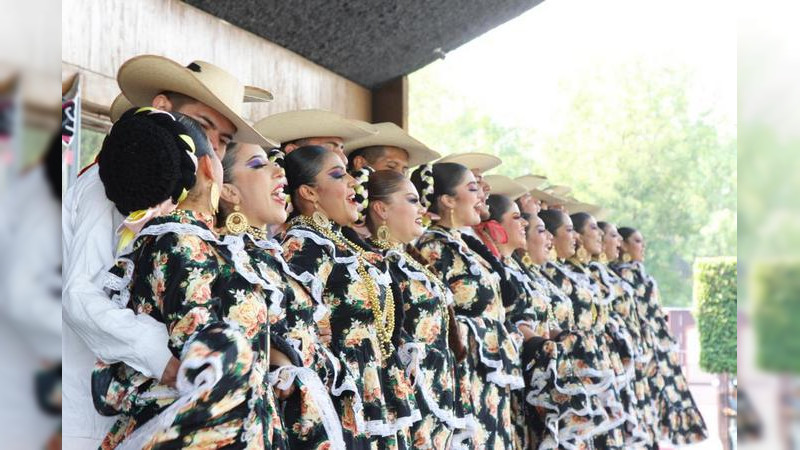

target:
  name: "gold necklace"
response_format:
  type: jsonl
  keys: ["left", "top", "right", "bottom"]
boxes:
{"left": 247, "top": 225, "right": 267, "bottom": 241}
{"left": 293, "top": 216, "right": 395, "bottom": 361}
{"left": 372, "top": 239, "right": 450, "bottom": 344}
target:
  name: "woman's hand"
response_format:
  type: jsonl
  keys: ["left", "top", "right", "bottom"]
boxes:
{"left": 517, "top": 323, "right": 537, "bottom": 341}
{"left": 318, "top": 314, "right": 332, "bottom": 346}
{"left": 270, "top": 350, "right": 297, "bottom": 400}
{"left": 160, "top": 357, "right": 180, "bottom": 387}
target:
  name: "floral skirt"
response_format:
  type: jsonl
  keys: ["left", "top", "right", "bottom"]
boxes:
{"left": 93, "top": 323, "right": 286, "bottom": 449}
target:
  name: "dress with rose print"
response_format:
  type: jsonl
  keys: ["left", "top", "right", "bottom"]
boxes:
{"left": 416, "top": 225, "right": 524, "bottom": 450}
{"left": 92, "top": 210, "right": 287, "bottom": 449}
{"left": 373, "top": 243, "right": 472, "bottom": 449}
{"left": 242, "top": 232, "right": 347, "bottom": 450}
{"left": 281, "top": 220, "right": 420, "bottom": 450}
{"left": 505, "top": 254, "right": 616, "bottom": 450}
{"left": 609, "top": 260, "right": 708, "bottom": 445}
{"left": 588, "top": 261, "right": 660, "bottom": 448}
{"left": 542, "top": 259, "right": 630, "bottom": 449}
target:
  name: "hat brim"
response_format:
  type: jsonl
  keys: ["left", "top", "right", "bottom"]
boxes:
{"left": 344, "top": 122, "right": 441, "bottom": 167}
{"left": 529, "top": 188, "right": 566, "bottom": 205}
{"left": 485, "top": 175, "right": 529, "bottom": 200}
{"left": 116, "top": 55, "right": 277, "bottom": 147}
{"left": 437, "top": 152, "right": 502, "bottom": 172}
{"left": 514, "top": 174, "right": 548, "bottom": 191}
{"left": 254, "top": 110, "right": 376, "bottom": 144}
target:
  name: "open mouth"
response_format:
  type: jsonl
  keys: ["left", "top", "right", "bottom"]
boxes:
{"left": 414, "top": 217, "right": 423, "bottom": 225}
{"left": 346, "top": 193, "right": 357, "bottom": 204}
{"left": 271, "top": 183, "right": 286, "bottom": 204}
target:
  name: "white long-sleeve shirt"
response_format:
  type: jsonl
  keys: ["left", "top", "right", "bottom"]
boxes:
{"left": 62, "top": 165, "right": 172, "bottom": 447}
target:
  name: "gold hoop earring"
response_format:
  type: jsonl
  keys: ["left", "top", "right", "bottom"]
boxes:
{"left": 576, "top": 246, "right": 590, "bottom": 264}
{"left": 209, "top": 183, "right": 220, "bottom": 214}
{"left": 312, "top": 202, "right": 330, "bottom": 228}
{"left": 377, "top": 222, "right": 391, "bottom": 242}
{"left": 521, "top": 252, "right": 533, "bottom": 267}
{"left": 548, "top": 247, "right": 558, "bottom": 261}
{"left": 622, "top": 252, "right": 632, "bottom": 263}
{"left": 599, "top": 252, "right": 609, "bottom": 264}
{"left": 225, "top": 204, "right": 248, "bottom": 235}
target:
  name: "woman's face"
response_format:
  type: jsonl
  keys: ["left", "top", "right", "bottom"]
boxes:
{"left": 578, "top": 216, "right": 603, "bottom": 257}
{"left": 446, "top": 170, "right": 483, "bottom": 227}
{"left": 553, "top": 213, "right": 577, "bottom": 259}
{"left": 471, "top": 169, "right": 491, "bottom": 221}
{"left": 499, "top": 202, "right": 528, "bottom": 251}
{"left": 224, "top": 144, "right": 288, "bottom": 227}
{"left": 622, "top": 230, "right": 646, "bottom": 262}
{"left": 526, "top": 217, "right": 551, "bottom": 265}
{"left": 601, "top": 224, "right": 622, "bottom": 261}
{"left": 517, "top": 193, "right": 541, "bottom": 216}
{"left": 313, "top": 152, "right": 358, "bottom": 226}
{"left": 375, "top": 179, "right": 426, "bottom": 244}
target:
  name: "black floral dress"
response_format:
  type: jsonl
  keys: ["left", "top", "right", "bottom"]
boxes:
{"left": 588, "top": 261, "right": 653, "bottom": 447}
{"left": 543, "top": 259, "right": 630, "bottom": 448}
{"left": 416, "top": 225, "right": 523, "bottom": 450}
{"left": 610, "top": 261, "right": 708, "bottom": 445}
{"left": 375, "top": 243, "right": 470, "bottom": 449}
{"left": 281, "top": 219, "right": 420, "bottom": 449}
{"left": 92, "top": 210, "right": 286, "bottom": 449}
{"left": 243, "top": 232, "right": 347, "bottom": 449}
{"left": 505, "top": 255, "right": 614, "bottom": 449}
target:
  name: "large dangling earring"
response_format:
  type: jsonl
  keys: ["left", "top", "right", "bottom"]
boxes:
{"left": 548, "top": 247, "right": 558, "bottom": 261}
{"left": 225, "top": 204, "right": 248, "bottom": 234}
{"left": 449, "top": 208, "right": 457, "bottom": 229}
{"left": 521, "top": 252, "right": 533, "bottom": 267}
{"left": 622, "top": 252, "right": 632, "bottom": 263}
{"left": 599, "top": 252, "right": 609, "bottom": 264}
{"left": 576, "top": 246, "right": 590, "bottom": 264}
{"left": 312, "top": 202, "right": 330, "bottom": 228}
{"left": 209, "top": 183, "right": 220, "bottom": 214}
{"left": 377, "top": 221, "right": 391, "bottom": 242}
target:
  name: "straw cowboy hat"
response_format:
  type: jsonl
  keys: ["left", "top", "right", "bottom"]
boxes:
{"left": 254, "top": 109, "right": 376, "bottom": 145}
{"left": 437, "top": 152, "right": 502, "bottom": 172}
{"left": 109, "top": 55, "right": 276, "bottom": 147}
{"left": 344, "top": 122, "right": 441, "bottom": 167}
{"left": 565, "top": 200, "right": 607, "bottom": 219}
{"left": 484, "top": 174, "right": 529, "bottom": 200}
{"left": 514, "top": 174, "right": 548, "bottom": 192}
{"left": 529, "top": 188, "right": 567, "bottom": 205}
{"left": 544, "top": 184, "right": 572, "bottom": 197}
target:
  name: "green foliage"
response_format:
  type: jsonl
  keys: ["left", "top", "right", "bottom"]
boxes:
{"left": 409, "top": 59, "right": 737, "bottom": 306}
{"left": 693, "top": 257, "right": 737, "bottom": 374}
{"left": 752, "top": 260, "right": 800, "bottom": 374}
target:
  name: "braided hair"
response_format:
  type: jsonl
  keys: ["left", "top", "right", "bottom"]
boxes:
{"left": 98, "top": 107, "right": 209, "bottom": 215}
{"left": 350, "top": 166, "right": 374, "bottom": 226}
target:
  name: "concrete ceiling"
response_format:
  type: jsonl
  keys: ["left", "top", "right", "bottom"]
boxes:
{"left": 183, "top": 0, "right": 544, "bottom": 89}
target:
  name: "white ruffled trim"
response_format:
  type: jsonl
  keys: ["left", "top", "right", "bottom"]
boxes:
{"left": 270, "top": 365, "right": 346, "bottom": 450}
{"left": 117, "top": 333, "right": 226, "bottom": 450}
{"left": 460, "top": 316, "right": 525, "bottom": 390}
{"left": 427, "top": 229, "right": 482, "bottom": 276}
{"left": 450, "top": 414, "right": 478, "bottom": 449}
{"left": 385, "top": 248, "right": 454, "bottom": 306}
{"left": 105, "top": 257, "right": 135, "bottom": 308}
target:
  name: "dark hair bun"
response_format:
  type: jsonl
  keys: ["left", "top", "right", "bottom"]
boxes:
{"left": 98, "top": 108, "right": 198, "bottom": 215}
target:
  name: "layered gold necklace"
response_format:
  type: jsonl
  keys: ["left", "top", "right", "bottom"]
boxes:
{"left": 293, "top": 215, "right": 395, "bottom": 361}
{"left": 372, "top": 238, "right": 450, "bottom": 343}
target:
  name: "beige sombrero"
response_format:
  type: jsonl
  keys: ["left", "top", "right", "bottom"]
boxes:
{"left": 344, "top": 122, "right": 441, "bottom": 167}
{"left": 544, "top": 184, "right": 572, "bottom": 197}
{"left": 514, "top": 174, "right": 548, "bottom": 192}
{"left": 110, "top": 55, "right": 276, "bottom": 147}
{"left": 254, "top": 109, "right": 376, "bottom": 145}
{"left": 565, "top": 200, "right": 607, "bottom": 219}
{"left": 484, "top": 175, "right": 529, "bottom": 200}
{"left": 529, "top": 188, "right": 566, "bottom": 205}
{"left": 437, "top": 152, "right": 501, "bottom": 172}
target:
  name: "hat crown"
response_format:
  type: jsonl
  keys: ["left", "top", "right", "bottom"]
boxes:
{"left": 183, "top": 60, "right": 244, "bottom": 115}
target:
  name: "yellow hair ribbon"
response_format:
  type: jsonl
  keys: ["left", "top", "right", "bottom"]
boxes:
{"left": 178, "top": 134, "right": 196, "bottom": 153}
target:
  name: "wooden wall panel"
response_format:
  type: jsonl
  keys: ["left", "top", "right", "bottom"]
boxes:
{"left": 62, "top": 0, "right": 372, "bottom": 122}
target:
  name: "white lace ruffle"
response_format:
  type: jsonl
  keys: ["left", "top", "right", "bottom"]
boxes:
{"left": 117, "top": 333, "right": 226, "bottom": 450}
{"left": 427, "top": 229, "right": 482, "bottom": 276}
{"left": 459, "top": 316, "right": 525, "bottom": 390}
{"left": 270, "top": 365, "right": 346, "bottom": 450}
{"left": 385, "top": 249, "right": 453, "bottom": 305}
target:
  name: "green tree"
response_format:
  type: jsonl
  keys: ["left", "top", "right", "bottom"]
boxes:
{"left": 410, "top": 59, "right": 736, "bottom": 306}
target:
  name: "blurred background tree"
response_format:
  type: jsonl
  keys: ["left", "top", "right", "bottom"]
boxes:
{"left": 410, "top": 58, "right": 736, "bottom": 306}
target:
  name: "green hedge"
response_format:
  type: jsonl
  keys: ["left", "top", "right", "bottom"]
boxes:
{"left": 752, "top": 260, "right": 800, "bottom": 374}
{"left": 693, "top": 257, "right": 737, "bottom": 374}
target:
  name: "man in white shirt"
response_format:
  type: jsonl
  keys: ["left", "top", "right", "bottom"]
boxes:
{"left": 61, "top": 55, "right": 277, "bottom": 449}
